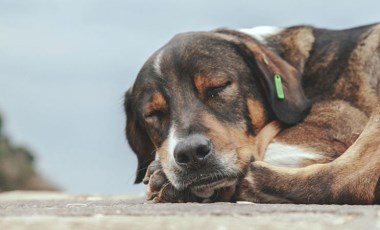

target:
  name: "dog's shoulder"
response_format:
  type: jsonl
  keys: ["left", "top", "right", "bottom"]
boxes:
{"left": 238, "top": 25, "right": 315, "bottom": 72}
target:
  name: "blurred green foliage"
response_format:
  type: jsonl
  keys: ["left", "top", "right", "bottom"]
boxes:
{"left": 0, "top": 113, "right": 57, "bottom": 191}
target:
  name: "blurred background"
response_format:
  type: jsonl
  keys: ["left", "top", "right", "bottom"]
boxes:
{"left": 0, "top": 0, "right": 379, "bottom": 194}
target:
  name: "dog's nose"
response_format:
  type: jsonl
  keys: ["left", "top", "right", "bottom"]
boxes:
{"left": 174, "top": 135, "right": 212, "bottom": 166}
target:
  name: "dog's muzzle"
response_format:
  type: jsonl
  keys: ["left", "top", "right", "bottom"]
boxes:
{"left": 169, "top": 134, "right": 237, "bottom": 193}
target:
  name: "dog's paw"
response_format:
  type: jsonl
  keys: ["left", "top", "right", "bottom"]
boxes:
{"left": 143, "top": 161, "right": 199, "bottom": 203}
{"left": 237, "top": 161, "right": 291, "bottom": 203}
{"left": 237, "top": 162, "right": 266, "bottom": 203}
{"left": 143, "top": 160, "right": 173, "bottom": 202}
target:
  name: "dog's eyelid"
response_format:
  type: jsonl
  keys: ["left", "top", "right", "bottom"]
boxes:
{"left": 205, "top": 80, "right": 232, "bottom": 98}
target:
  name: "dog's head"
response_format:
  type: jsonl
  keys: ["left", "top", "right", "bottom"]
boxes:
{"left": 125, "top": 29, "right": 311, "bottom": 196}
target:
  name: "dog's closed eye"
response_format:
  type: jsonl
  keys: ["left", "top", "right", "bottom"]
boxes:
{"left": 205, "top": 81, "right": 232, "bottom": 98}
{"left": 144, "top": 110, "right": 168, "bottom": 126}
{"left": 145, "top": 110, "right": 165, "bottom": 119}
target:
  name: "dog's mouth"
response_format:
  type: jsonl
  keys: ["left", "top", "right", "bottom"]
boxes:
{"left": 165, "top": 159, "right": 243, "bottom": 198}
{"left": 189, "top": 176, "right": 238, "bottom": 198}
{"left": 177, "top": 173, "right": 238, "bottom": 198}
{"left": 189, "top": 175, "right": 233, "bottom": 188}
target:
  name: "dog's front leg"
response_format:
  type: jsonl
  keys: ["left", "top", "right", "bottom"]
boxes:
{"left": 238, "top": 108, "right": 380, "bottom": 204}
{"left": 237, "top": 161, "right": 336, "bottom": 203}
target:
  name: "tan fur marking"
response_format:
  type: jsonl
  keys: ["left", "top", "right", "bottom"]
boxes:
{"left": 201, "top": 112, "right": 256, "bottom": 169}
{"left": 194, "top": 75, "right": 207, "bottom": 93}
{"left": 145, "top": 92, "right": 167, "bottom": 116}
{"left": 201, "top": 112, "right": 241, "bottom": 150}
{"left": 246, "top": 98, "right": 266, "bottom": 131}
{"left": 151, "top": 92, "right": 166, "bottom": 110}
{"left": 201, "top": 112, "right": 281, "bottom": 167}
{"left": 156, "top": 141, "right": 168, "bottom": 169}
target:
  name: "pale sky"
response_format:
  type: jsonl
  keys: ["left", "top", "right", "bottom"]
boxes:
{"left": 0, "top": 0, "right": 379, "bottom": 194}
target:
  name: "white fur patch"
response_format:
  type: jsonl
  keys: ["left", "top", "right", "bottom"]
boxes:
{"left": 167, "top": 127, "right": 178, "bottom": 161}
{"left": 263, "top": 142, "right": 321, "bottom": 168}
{"left": 153, "top": 50, "right": 163, "bottom": 76}
{"left": 238, "top": 26, "right": 283, "bottom": 43}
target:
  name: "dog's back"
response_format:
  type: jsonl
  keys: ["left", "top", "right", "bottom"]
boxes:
{"left": 267, "top": 24, "right": 380, "bottom": 113}
{"left": 262, "top": 24, "right": 380, "bottom": 168}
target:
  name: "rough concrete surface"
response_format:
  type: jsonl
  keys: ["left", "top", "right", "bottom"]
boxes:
{"left": 0, "top": 191, "right": 379, "bottom": 230}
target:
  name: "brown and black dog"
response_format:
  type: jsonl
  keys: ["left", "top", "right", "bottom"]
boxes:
{"left": 125, "top": 23, "right": 380, "bottom": 204}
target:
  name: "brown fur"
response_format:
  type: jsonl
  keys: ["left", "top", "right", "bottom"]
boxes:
{"left": 239, "top": 108, "right": 380, "bottom": 204}
{"left": 125, "top": 23, "right": 380, "bottom": 204}
{"left": 237, "top": 24, "right": 380, "bottom": 204}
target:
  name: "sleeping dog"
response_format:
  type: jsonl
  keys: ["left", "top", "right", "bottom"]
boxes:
{"left": 125, "top": 24, "right": 380, "bottom": 204}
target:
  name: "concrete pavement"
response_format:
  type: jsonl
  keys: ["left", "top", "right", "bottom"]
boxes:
{"left": 0, "top": 191, "right": 378, "bottom": 230}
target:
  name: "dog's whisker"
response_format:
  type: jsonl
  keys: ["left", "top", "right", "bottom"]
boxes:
{"left": 135, "top": 164, "right": 151, "bottom": 174}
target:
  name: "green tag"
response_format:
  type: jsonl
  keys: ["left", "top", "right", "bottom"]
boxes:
{"left": 274, "top": 74, "right": 285, "bottom": 100}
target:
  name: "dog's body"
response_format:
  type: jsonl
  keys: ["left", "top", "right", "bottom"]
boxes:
{"left": 125, "top": 23, "right": 380, "bottom": 204}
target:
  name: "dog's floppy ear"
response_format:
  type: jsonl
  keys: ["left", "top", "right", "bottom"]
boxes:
{"left": 124, "top": 87, "right": 155, "bottom": 184}
{"left": 215, "top": 30, "right": 311, "bottom": 125}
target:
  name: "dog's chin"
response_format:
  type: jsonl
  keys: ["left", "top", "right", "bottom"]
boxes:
{"left": 190, "top": 178, "right": 238, "bottom": 198}
{"left": 166, "top": 170, "right": 239, "bottom": 199}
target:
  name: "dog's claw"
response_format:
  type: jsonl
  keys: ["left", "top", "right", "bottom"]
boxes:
{"left": 142, "top": 178, "right": 149, "bottom": 185}
{"left": 143, "top": 160, "right": 162, "bottom": 184}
